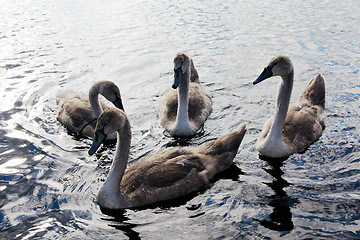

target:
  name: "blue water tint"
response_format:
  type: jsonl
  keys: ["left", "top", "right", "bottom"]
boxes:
{"left": 0, "top": 174, "right": 24, "bottom": 183}
{"left": 0, "top": 210, "right": 11, "bottom": 230}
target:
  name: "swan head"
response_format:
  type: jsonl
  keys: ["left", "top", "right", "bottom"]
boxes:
{"left": 253, "top": 56, "right": 294, "bottom": 84}
{"left": 88, "top": 108, "right": 128, "bottom": 155}
{"left": 96, "top": 81, "right": 124, "bottom": 111}
{"left": 172, "top": 53, "right": 191, "bottom": 89}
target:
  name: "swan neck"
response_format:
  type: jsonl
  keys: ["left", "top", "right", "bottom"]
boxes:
{"left": 176, "top": 68, "right": 190, "bottom": 124}
{"left": 101, "top": 119, "right": 131, "bottom": 201}
{"left": 268, "top": 71, "right": 294, "bottom": 139}
{"left": 89, "top": 86, "right": 103, "bottom": 117}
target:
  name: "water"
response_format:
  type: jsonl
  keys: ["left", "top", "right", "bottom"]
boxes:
{"left": 1, "top": 0, "right": 360, "bottom": 239}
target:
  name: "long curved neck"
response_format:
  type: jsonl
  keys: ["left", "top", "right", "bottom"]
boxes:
{"left": 267, "top": 71, "right": 294, "bottom": 141}
{"left": 89, "top": 85, "right": 103, "bottom": 117}
{"left": 99, "top": 118, "right": 131, "bottom": 208}
{"left": 175, "top": 68, "right": 191, "bottom": 126}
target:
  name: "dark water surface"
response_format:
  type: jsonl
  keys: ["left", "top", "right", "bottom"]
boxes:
{"left": 1, "top": 0, "right": 360, "bottom": 239}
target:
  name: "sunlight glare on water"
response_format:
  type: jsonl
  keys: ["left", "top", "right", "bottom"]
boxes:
{"left": 0, "top": 157, "right": 27, "bottom": 175}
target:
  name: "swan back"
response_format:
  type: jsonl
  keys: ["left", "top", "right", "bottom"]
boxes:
{"left": 283, "top": 73, "right": 326, "bottom": 151}
{"left": 89, "top": 108, "right": 246, "bottom": 209}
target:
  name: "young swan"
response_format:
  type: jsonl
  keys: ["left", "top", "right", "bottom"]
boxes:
{"left": 156, "top": 53, "right": 212, "bottom": 138}
{"left": 253, "top": 56, "right": 325, "bottom": 158}
{"left": 89, "top": 108, "right": 247, "bottom": 210}
{"left": 57, "top": 81, "right": 124, "bottom": 140}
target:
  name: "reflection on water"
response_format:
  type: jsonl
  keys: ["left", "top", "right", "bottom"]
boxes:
{"left": 257, "top": 157, "right": 295, "bottom": 232}
{"left": 1, "top": 0, "right": 360, "bottom": 239}
{"left": 99, "top": 209, "right": 141, "bottom": 240}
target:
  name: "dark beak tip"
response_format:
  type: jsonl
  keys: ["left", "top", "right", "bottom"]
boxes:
{"left": 253, "top": 67, "right": 272, "bottom": 85}
{"left": 113, "top": 98, "right": 124, "bottom": 111}
{"left": 88, "top": 147, "right": 95, "bottom": 155}
{"left": 253, "top": 79, "right": 261, "bottom": 85}
{"left": 88, "top": 144, "right": 98, "bottom": 155}
{"left": 88, "top": 130, "right": 106, "bottom": 156}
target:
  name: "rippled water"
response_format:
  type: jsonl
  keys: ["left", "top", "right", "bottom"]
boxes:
{"left": 1, "top": 0, "right": 360, "bottom": 239}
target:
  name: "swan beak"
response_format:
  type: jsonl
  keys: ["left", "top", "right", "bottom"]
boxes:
{"left": 113, "top": 97, "right": 124, "bottom": 111}
{"left": 88, "top": 129, "right": 107, "bottom": 155}
{"left": 172, "top": 68, "right": 182, "bottom": 89}
{"left": 253, "top": 66, "right": 273, "bottom": 85}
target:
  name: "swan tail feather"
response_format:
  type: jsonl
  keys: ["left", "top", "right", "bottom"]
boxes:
{"left": 199, "top": 124, "right": 247, "bottom": 177}
{"left": 299, "top": 73, "right": 325, "bottom": 108}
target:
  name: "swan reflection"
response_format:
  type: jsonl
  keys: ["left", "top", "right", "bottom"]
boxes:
{"left": 100, "top": 208, "right": 141, "bottom": 240}
{"left": 258, "top": 156, "right": 295, "bottom": 231}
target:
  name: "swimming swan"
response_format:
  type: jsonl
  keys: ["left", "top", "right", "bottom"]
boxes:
{"left": 253, "top": 56, "right": 325, "bottom": 158}
{"left": 56, "top": 81, "right": 124, "bottom": 140}
{"left": 156, "top": 53, "right": 212, "bottom": 138}
{"left": 88, "top": 108, "right": 247, "bottom": 209}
